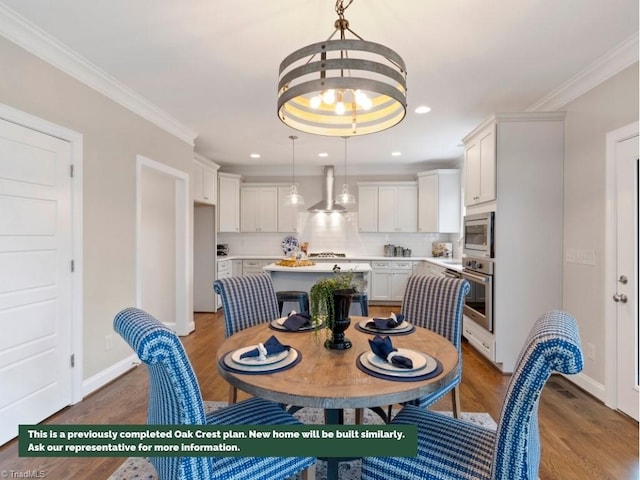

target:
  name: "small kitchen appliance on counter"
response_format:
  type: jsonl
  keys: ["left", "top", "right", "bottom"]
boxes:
{"left": 432, "top": 242, "right": 453, "bottom": 257}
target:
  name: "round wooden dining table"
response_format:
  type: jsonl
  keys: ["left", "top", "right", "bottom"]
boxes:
{"left": 216, "top": 316, "right": 458, "bottom": 410}
{"left": 215, "top": 317, "right": 459, "bottom": 480}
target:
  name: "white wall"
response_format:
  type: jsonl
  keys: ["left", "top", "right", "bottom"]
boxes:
{"left": 562, "top": 63, "right": 639, "bottom": 387}
{"left": 0, "top": 36, "right": 194, "bottom": 380}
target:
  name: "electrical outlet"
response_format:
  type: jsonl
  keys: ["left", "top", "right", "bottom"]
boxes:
{"left": 586, "top": 342, "right": 595, "bottom": 361}
{"left": 106, "top": 334, "right": 113, "bottom": 351}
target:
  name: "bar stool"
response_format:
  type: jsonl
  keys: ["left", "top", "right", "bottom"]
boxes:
{"left": 351, "top": 292, "right": 369, "bottom": 316}
{"left": 276, "top": 291, "right": 309, "bottom": 316}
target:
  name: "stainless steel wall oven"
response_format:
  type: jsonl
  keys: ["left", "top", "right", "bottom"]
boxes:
{"left": 462, "top": 256, "right": 494, "bottom": 332}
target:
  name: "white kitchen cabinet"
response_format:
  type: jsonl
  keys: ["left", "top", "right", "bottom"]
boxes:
{"left": 357, "top": 185, "right": 378, "bottom": 232}
{"left": 240, "top": 185, "right": 278, "bottom": 233}
{"left": 218, "top": 173, "right": 241, "bottom": 232}
{"left": 193, "top": 156, "right": 219, "bottom": 205}
{"left": 378, "top": 184, "right": 417, "bottom": 232}
{"left": 277, "top": 185, "right": 299, "bottom": 233}
{"left": 370, "top": 260, "right": 414, "bottom": 302}
{"left": 242, "top": 259, "right": 270, "bottom": 275}
{"left": 231, "top": 259, "right": 243, "bottom": 276}
{"left": 216, "top": 259, "right": 232, "bottom": 310}
{"left": 463, "top": 123, "right": 496, "bottom": 206}
{"left": 357, "top": 182, "right": 417, "bottom": 233}
{"left": 417, "top": 169, "right": 461, "bottom": 233}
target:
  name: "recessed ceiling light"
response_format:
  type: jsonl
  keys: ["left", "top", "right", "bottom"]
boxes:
{"left": 250, "top": 153, "right": 260, "bottom": 158}
{"left": 415, "top": 105, "right": 431, "bottom": 114}
{"left": 318, "top": 152, "right": 329, "bottom": 158}
{"left": 391, "top": 151, "right": 402, "bottom": 157}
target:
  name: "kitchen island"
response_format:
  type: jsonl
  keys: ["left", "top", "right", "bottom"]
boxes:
{"left": 264, "top": 262, "right": 372, "bottom": 313}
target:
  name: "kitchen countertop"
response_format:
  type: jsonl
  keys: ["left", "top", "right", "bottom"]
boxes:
{"left": 217, "top": 255, "right": 463, "bottom": 272}
{"left": 263, "top": 262, "right": 372, "bottom": 273}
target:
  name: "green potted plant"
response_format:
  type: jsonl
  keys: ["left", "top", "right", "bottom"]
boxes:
{"left": 309, "top": 271, "right": 356, "bottom": 349}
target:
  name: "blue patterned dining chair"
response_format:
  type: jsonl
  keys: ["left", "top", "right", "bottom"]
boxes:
{"left": 361, "top": 310, "right": 584, "bottom": 480}
{"left": 400, "top": 275, "right": 470, "bottom": 417}
{"left": 213, "top": 273, "right": 281, "bottom": 403}
{"left": 114, "top": 307, "right": 316, "bottom": 480}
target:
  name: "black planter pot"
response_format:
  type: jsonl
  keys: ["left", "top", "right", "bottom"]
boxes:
{"left": 324, "top": 288, "right": 355, "bottom": 350}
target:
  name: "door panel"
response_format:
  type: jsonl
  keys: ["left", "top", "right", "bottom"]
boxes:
{"left": 615, "top": 133, "right": 638, "bottom": 421}
{"left": 0, "top": 118, "right": 72, "bottom": 445}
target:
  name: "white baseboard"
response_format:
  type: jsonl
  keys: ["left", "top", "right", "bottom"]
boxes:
{"left": 81, "top": 353, "right": 139, "bottom": 398}
{"left": 562, "top": 371, "right": 605, "bottom": 403}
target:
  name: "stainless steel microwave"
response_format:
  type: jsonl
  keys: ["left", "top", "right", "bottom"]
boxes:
{"left": 463, "top": 212, "right": 495, "bottom": 258}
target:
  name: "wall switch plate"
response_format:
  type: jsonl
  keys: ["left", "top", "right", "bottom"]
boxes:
{"left": 577, "top": 248, "right": 596, "bottom": 265}
{"left": 565, "top": 248, "right": 576, "bottom": 263}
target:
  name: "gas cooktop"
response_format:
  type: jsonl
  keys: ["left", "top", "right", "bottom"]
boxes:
{"left": 307, "top": 252, "right": 347, "bottom": 258}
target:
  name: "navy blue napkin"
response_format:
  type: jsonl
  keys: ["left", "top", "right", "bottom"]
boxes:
{"left": 240, "top": 335, "right": 290, "bottom": 359}
{"left": 368, "top": 335, "right": 413, "bottom": 369}
{"left": 366, "top": 313, "right": 405, "bottom": 330}
{"left": 283, "top": 311, "right": 312, "bottom": 331}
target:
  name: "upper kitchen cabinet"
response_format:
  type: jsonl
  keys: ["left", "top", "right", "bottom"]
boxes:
{"left": 277, "top": 186, "right": 299, "bottom": 233}
{"left": 193, "top": 155, "right": 219, "bottom": 205}
{"left": 358, "top": 182, "right": 417, "bottom": 233}
{"left": 463, "top": 123, "right": 496, "bottom": 206}
{"left": 217, "top": 173, "right": 241, "bottom": 232}
{"left": 240, "top": 185, "right": 278, "bottom": 233}
{"left": 378, "top": 183, "right": 417, "bottom": 233}
{"left": 357, "top": 184, "right": 379, "bottom": 232}
{"left": 417, "top": 169, "right": 461, "bottom": 233}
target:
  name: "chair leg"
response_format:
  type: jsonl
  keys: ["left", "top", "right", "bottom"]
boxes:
{"left": 228, "top": 384, "right": 238, "bottom": 405}
{"left": 451, "top": 386, "right": 461, "bottom": 418}
{"left": 300, "top": 464, "right": 316, "bottom": 480}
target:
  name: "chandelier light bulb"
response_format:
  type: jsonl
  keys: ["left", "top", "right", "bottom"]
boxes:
{"left": 322, "top": 89, "right": 336, "bottom": 105}
{"left": 354, "top": 90, "right": 372, "bottom": 110}
{"left": 310, "top": 95, "right": 322, "bottom": 109}
{"left": 335, "top": 101, "right": 346, "bottom": 115}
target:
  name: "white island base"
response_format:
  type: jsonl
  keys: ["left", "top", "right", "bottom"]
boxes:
{"left": 263, "top": 262, "right": 372, "bottom": 315}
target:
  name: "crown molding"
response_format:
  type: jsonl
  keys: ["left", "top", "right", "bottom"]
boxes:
{"left": 0, "top": 3, "right": 197, "bottom": 145}
{"left": 527, "top": 32, "right": 639, "bottom": 112}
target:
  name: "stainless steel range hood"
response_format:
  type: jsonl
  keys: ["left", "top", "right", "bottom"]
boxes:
{"left": 307, "top": 166, "right": 346, "bottom": 213}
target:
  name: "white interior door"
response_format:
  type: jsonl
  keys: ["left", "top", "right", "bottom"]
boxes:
{"left": 0, "top": 118, "right": 73, "bottom": 445}
{"left": 614, "top": 131, "right": 638, "bottom": 421}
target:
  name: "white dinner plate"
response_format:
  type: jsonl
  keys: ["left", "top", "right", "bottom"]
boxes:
{"left": 231, "top": 345, "right": 290, "bottom": 366}
{"left": 360, "top": 351, "right": 438, "bottom": 378}
{"left": 225, "top": 348, "right": 299, "bottom": 373}
{"left": 358, "top": 318, "right": 412, "bottom": 332}
{"left": 367, "top": 348, "right": 427, "bottom": 372}
{"left": 272, "top": 317, "right": 323, "bottom": 331}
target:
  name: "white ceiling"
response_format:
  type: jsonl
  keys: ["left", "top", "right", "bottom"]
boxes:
{"left": 1, "top": 1, "right": 638, "bottom": 174}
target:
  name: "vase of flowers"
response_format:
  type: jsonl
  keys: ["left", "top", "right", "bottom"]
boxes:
{"left": 309, "top": 272, "right": 356, "bottom": 350}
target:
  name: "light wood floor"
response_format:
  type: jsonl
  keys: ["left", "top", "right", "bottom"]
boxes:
{"left": 1, "top": 308, "right": 637, "bottom": 479}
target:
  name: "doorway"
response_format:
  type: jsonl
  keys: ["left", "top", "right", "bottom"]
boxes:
{"left": 605, "top": 121, "right": 638, "bottom": 421}
{"left": 135, "top": 155, "right": 192, "bottom": 335}
{"left": 0, "top": 104, "right": 83, "bottom": 445}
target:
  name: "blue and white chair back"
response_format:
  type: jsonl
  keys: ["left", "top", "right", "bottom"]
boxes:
{"left": 114, "top": 307, "right": 213, "bottom": 479}
{"left": 360, "top": 310, "right": 583, "bottom": 480}
{"left": 491, "top": 310, "right": 583, "bottom": 479}
{"left": 114, "top": 307, "right": 316, "bottom": 480}
{"left": 401, "top": 275, "right": 470, "bottom": 410}
{"left": 214, "top": 273, "right": 280, "bottom": 337}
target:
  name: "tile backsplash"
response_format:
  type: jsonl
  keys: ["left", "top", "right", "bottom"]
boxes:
{"left": 218, "top": 211, "right": 460, "bottom": 258}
